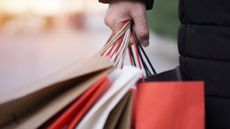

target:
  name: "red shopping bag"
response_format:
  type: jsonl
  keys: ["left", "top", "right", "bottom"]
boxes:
{"left": 43, "top": 75, "right": 111, "bottom": 129}
{"left": 128, "top": 27, "right": 205, "bottom": 129}
{"left": 135, "top": 82, "right": 205, "bottom": 129}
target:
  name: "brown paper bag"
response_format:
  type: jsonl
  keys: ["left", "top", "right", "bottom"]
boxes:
{"left": 0, "top": 55, "right": 113, "bottom": 129}
{"left": 104, "top": 92, "right": 130, "bottom": 129}
{"left": 104, "top": 91, "right": 134, "bottom": 129}
{"left": 116, "top": 91, "right": 133, "bottom": 129}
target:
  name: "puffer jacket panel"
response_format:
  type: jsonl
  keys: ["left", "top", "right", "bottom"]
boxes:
{"left": 179, "top": 0, "right": 230, "bottom": 26}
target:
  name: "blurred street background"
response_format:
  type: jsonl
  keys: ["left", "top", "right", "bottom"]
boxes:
{"left": 0, "top": 0, "right": 179, "bottom": 95}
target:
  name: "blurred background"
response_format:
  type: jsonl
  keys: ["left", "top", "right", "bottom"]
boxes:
{"left": 148, "top": 0, "right": 179, "bottom": 39}
{"left": 0, "top": 0, "right": 179, "bottom": 94}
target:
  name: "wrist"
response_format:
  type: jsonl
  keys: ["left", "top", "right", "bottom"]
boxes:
{"left": 100, "top": 0, "right": 152, "bottom": 10}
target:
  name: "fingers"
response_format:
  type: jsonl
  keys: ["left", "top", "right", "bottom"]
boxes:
{"left": 104, "top": 1, "right": 149, "bottom": 47}
{"left": 104, "top": 3, "right": 130, "bottom": 35}
{"left": 131, "top": 6, "right": 149, "bottom": 47}
{"left": 104, "top": 14, "right": 125, "bottom": 35}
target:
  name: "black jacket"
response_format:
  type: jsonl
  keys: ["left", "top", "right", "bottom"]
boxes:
{"left": 99, "top": 0, "right": 154, "bottom": 10}
{"left": 99, "top": 0, "right": 230, "bottom": 128}
{"left": 178, "top": 1, "right": 230, "bottom": 129}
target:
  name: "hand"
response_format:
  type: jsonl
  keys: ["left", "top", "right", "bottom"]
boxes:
{"left": 104, "top": 0, "right": 149, "bottom": 47}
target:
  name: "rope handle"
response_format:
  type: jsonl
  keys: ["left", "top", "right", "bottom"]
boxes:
{"left": 130, "top": 27, "right": 157, "bottom": 76}
{"left": 99, "top": 21, "right": 157, "bottom": 77}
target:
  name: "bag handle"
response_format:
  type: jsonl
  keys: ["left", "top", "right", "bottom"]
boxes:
{"left": 129, "top": 26, "right": 157, "bottom": 76}
{"left": 100, "top": 21, "right": 157, "bottom": 77}
{"left": 100, "top": 21, "right": 131, "bottom": 68}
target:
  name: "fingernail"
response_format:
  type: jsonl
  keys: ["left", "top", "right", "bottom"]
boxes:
{"left": 142, "top": 40, "right": 149, "bottom": 47}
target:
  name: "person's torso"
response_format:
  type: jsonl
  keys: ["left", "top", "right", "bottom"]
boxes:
{"left": 179, "top": 0, "right": 230, "bottom": 25}
{"left": 178, "top": 0, "right": 230, "bottom": 99}
{"left": 178, "top": 0, "right": 230, "bottom": 61}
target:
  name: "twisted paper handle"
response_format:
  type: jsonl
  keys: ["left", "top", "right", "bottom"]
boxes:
{"left": 100, "top": 21, "right": 131, "bottom": 68}
{"left": 100, "top": 21, "right": 156, "bottom": 77}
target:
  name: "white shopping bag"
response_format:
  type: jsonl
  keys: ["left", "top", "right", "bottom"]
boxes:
{"left": 75, "top": 66, "right": 142, "bottom": 129}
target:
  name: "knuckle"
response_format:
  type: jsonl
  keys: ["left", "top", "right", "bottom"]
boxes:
{"left": 104, "top": 14, "right": 111, "bottom": 26}
{"left": 132, "top": 7, "right": 145, "bottom": 18}
{"left": 138, "top": 30, "right": 149, "bottom": 40}
{"left": 104, "top": 15, "right": 116, "bottom": 28}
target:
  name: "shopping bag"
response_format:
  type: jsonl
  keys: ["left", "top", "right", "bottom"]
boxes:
{"left": 0, "top": 55, "right": 113, "bottom": 129}
{"left": 145, "top": 66, "right": 182, "bottom": 81}
{"left": 74, "top": 66, "right": 142, "bottom": 129}
{"left": 104, "top": 89, "right": 134, "bottom": 129}
{"left": 129, "top": 28, "right": 205, "bottom": 129}
{"left": 43, "top": 76, "right": 111, "bottom": 129}
{"left": 100, "top": 22, "right": 205, "bottom": 129}
{"left": 135, "top": 82, "right": 205, "bottom": 129}
{"left": 114, "top": 89, "right": 134, "bottom": 129}
{"left": 103, "top": 91, "right": 131, "bottom": 129}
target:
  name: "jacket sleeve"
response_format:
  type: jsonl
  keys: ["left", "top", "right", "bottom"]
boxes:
{"left": 99, "top": 0, "right": 154, "bottom": 10}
